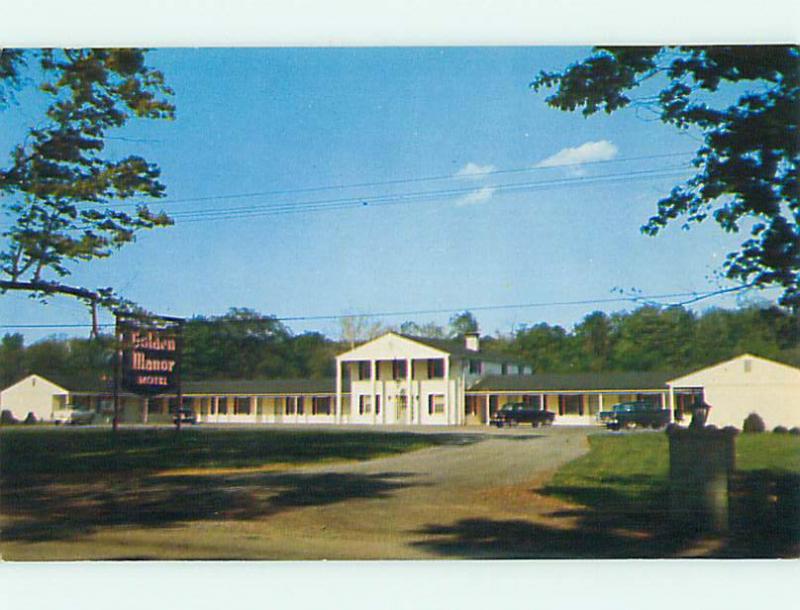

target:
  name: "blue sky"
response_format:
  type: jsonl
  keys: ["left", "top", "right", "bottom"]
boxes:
{"left": 1, "top": 47, "right": 779, "bottom": 342}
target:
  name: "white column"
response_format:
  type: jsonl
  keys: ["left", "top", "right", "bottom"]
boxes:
{"left": 143, "top": 398, "right": 149, "bottom": 424}
{"left": 335, "top": 359, "right": 342, "bottom": 424}
{"left": 485, "top": 394, "right": 491, "bottom": 427}
{"left": 444, "top": 357, "right": 451, "bottom": 425}
{"left": 598, "top": 394, "right": 604, "bottom": 421}
{"left": 668, "top": 386, "right": 675, "bottom": 423}
{"left": 406, "top": 358, "right": 412, "bottom": 425}
{"left": 371, "top": 360, "right": 377, "bottom": 425}
{"left": 251, "top": 396, "right": 258, "bottom": 423}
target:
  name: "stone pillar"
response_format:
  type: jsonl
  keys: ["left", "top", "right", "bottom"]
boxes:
{"left": 667, "top": 426, "right": 738, "bottom": 534}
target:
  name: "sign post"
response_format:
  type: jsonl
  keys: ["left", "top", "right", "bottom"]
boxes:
{"left": 115, "top": 313, "right": 184, "bottom": 431}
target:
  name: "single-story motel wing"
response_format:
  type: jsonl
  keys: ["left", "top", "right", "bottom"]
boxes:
{"left": 2, "top": 332, "right": 799, "bottom": 430}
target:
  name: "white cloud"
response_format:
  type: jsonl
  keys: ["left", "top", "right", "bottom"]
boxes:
{"left": 456, "top": 186, "right": 495, "bottom": 206}
{"left": 455, "top": 162, "right": 496, "bottom": 180}
{"left": 536, "top": 140, "right": 619, "bottom": 170}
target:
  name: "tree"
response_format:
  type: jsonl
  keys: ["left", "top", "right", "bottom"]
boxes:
{"left": 572, "top": 311, "right": 615, "bottom": 371}
{"left": 338, "top": 315, "right": 385, "bottom": 349}
{"left": 532, "top": 46, "right": 799, "bottom": 309}
{"left": 398, "top": 320, "right": 446, "bottom": 338}
{"left": 448, "top": 311, "right": 479, "bottom": 338}
{"left": 0, "top": 333, "right": 26, "bottom": 387}
{"left": 183, "top": 309, "right": 293, "bottom": 379}
{"left": 0, "top": 49, "right": 175, "bottom": 322}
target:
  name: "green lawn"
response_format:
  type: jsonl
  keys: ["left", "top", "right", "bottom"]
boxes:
{"left": 0, "top": 426, "right": 469, "bottom": 480}
{"left": 542, "top": 431, "right": 800, "bottom": 557}
{"left": 547, "top": 432, "right": 800, "bottom": 504}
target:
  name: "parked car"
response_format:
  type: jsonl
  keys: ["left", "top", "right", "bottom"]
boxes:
{"left": 491, "top": 402, "right": 555, "bottom": 428}
{"left": 173, "top": 407, "right": 198, "bottom": 425}
{"left": 600, "top": 400, "right": 670, "bottom": 430}
{"left": 53, "top": 408, "right": 95, "bottom": 425}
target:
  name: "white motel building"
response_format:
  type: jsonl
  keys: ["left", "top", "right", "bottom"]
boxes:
{"left": 2, "top": 332, "right": 800, "bottom": 430}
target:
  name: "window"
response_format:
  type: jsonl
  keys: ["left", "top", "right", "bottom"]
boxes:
{"left": 469, "top": 360, "right": 482, "bottom": 375}
{"left": 285, "top": 396, "right": 295, "bottom": 415}
{"left": 392, "top": 360, "right": 407, "bottom": 380}
{"left": 501, "top": 363, "right": 508, "bottom": 375}
{"left": 375, "top": 394, "right": 381, "bottom": 415}
{"left": 558, "top": 395, "right": 584, "bottom": 416}
{"left": 428, "top": 394, "right": 445, "bottom": 415}
{"left": 427, "top": 359, "right": 444, "bottom": 379}
{"left": 312, "top": 396, "right": 331, "bottom": 415}
{"left": 359, "top": 395, "right": 372, "bottom": 415}
{"left": 234, "top": 396, "right": 251, "bottom": 415}
{"left": 218, "top": 397, "right": 228, "bottom": 415}
{"left": 357, "top": 361, "right": 371, "bottom": 380}
{"left": 297, "top": 396, "right": 304, "bottom": 415}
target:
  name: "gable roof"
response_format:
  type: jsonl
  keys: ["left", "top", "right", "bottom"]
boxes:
{"left": 470, "top": 371, "right": 678, "bottom": 392}
{"left": 667, "top": 353, "right": 800, "bottom": 385}
{"left": 340, "top": 332, "right": 531, "bottom": 366}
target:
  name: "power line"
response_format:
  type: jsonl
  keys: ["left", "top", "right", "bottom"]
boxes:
{"left": 169, "top": 166, "right": 692, "bottom": 224}
{"left": 0, "top": 288, "right": 756, "bottom": 330}
{"left": 69, "top": 150, "right": 695, "bottom": 212}
{"left": 1, "top": 163, "right": 692, "bottom": 231}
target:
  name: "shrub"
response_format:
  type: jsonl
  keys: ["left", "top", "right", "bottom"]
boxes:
{"left": 0, "top": 410, "right": 18, "bottom": 425}
{"left": 773, "top": 425, "right": 789, "bottom": 434}
{"left": 790, "top": 427, "right": 800, "bottom": 436}
{"left": 23, "top": 412, "right": 37, "bottom": 425}
{"left": 742, "top": 412, "right": 766, "bottom": 433}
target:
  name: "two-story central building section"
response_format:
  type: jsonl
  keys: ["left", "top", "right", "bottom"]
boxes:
{"left": 335, "top": 332, "right": 531, "bottom": 426}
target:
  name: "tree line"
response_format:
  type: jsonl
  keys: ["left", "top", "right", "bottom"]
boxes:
{"left": 1, "top": 304, "right": 798, "bottom": 390}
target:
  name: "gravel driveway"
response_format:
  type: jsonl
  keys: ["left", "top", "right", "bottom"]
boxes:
{"left": 210, "top": 425, "right": 593, "bottom": 559}
{"left": 2, "top": 426, "right": 592, "bottom": 560}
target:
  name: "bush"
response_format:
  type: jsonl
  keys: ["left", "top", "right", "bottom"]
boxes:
{"left": 773, "top": 425, "right": 789, "bottom": 434}
{"left": 790, "top": 427, "right": 800, "bottom": 436}
{"left": 742, "top": 412, "right": 766, "bottom": 433}
{"left": 23, "top": 412, "right": 37, "bottom": 425}
{"left": 0, "top": 410, "right": 18, "bottom": 425}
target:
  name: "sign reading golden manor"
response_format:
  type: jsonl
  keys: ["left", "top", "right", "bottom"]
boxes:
{"left": 117, "top": 314, "right": 184, "bottom": 396}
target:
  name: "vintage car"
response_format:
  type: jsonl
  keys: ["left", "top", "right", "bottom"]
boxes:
{"left": 173, "top": 407, "right": 198, "bottom": 425}
{"left": 491, "top": 402, "right": 556, "bottom": 428}
{"left": 53, "top": 408, "right": 95, "bottom": 425}
{"left": 599, "top": 400, "right": 670, "bottom": 430}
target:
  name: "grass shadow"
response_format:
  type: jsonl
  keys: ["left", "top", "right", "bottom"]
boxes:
{"left": 1, "top": 469, "right": 418, "bottom": 543}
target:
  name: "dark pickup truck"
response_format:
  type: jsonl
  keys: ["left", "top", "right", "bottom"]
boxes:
{"left": 599, "top": 400, "right": 670, "bottom": 430}
{"left": 491, "top": 402, "right": 556, "bottom": 428}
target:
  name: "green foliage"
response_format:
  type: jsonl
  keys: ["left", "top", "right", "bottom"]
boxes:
{"left": 398, "top": 320, "right": 446, "bottom": 338}
{"left": 532, "top": 46, "right": 800, "bottom": 309}
{"left": 448, "top": 311, "right": 479, "bottom": 338}
{"left": 0, "top": 410, "right": 18, "bottom": 425}
{"left": 504, "top": 304, "right": 799, "bottom": 373}
{"left": 743, "top": 412, "right": 766, "bottom": 433}
{"left": 773, "top": 425, "right": 789, "bottom": 434}
{"left": 1, "top": 304, "right": 797, "bottom": 386}
{"left": 0, "top": 48, "right": 174, "bottom": 302}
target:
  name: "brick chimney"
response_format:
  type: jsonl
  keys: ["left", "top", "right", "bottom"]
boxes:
{"left": 464, "top": 332, "right": 480, "bottom": 352}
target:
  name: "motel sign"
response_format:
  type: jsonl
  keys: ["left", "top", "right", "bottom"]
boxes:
{"left": 117, "top": 315, "right": 183, "bottom": 396}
